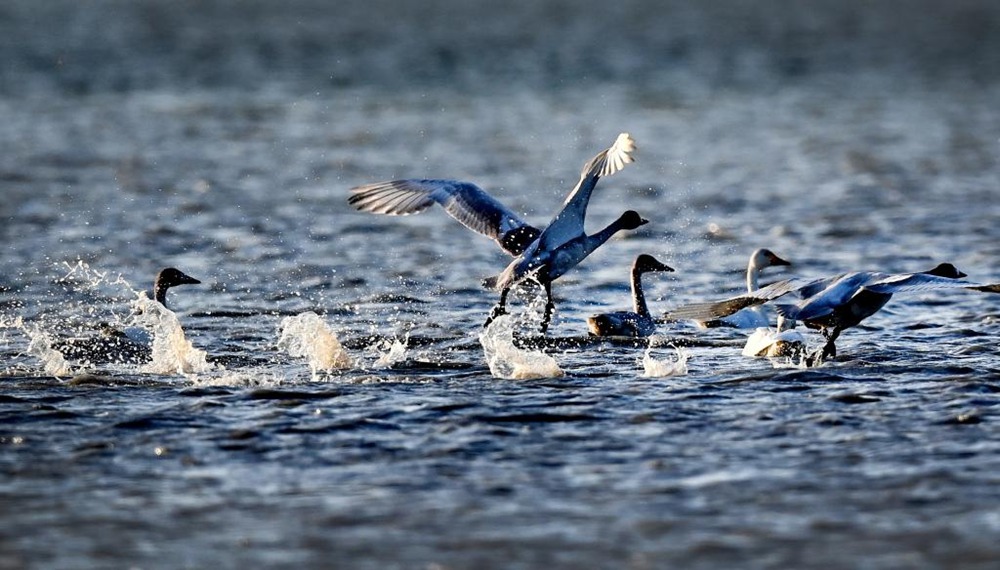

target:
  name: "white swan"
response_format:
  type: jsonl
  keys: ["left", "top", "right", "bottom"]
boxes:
{"left": 698, "top": 248, "right": 790, "bottom": 328}
{"left": 349, "top": 133, "right": 641, "bottom": 332}
{"left": 587, "top": 254, "right": 674, "bottom": 337}
{"left": 668, "top": 262, "right": 1000, "bottom": 360}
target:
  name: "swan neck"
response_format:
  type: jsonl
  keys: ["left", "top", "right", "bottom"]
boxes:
{"left": 585, "top": 220, "right": 626, "bottom": 252}
{"left": 631, "top": 266, "right": 649, "bottom": 316}
{"left": 153, "top": 284, "right": 168, "bottom": 306}
{"left": 746, "top": 262, "right": 760, "bottom": 293}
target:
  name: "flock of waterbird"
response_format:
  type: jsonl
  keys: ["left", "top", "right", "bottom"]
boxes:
{"left": 49, "top": 133, "right": 1000, "bottom": 370}
{"left": 348, "top": 133, "right": 1000, "bottom": 364}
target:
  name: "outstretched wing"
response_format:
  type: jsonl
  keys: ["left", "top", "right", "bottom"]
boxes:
{"left": 663, "top": 277, "right": 823, "bottom": 322}
{"left": 536, "top": 133, "right": 636, "bottom": 251}
{"left": 348, "top": 179, "right": 541, "bottom": 256}
{"left": 864, "top": 272, "right": 1000, "bottom": 295}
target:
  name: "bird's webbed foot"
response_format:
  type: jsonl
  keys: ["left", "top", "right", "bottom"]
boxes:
{"left": 483, "top": 288, "right": 511, "bottom": 329}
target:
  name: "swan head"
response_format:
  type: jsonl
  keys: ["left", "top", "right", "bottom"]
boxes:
{"left": 922, "top": 263, "right": 967, "bottom": 279}
{"left": 634, "top": 254, "right": 674, "bottom": 274}
{"left": 750, "top": 248, "right": 791, "bottom": 270}
{"left": 151, "top": 267, "right": 201, "bottom": 307}
{"left": 156, "top": 268, "right": 202, "bottom": 289}
{"left": 617, "top": 210, "right": 649, "bottom": 231}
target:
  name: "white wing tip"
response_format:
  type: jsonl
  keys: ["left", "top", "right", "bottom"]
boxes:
{"left": 596, "top": 132, "right": 636, "bottom": 177}
{"left": 612, "top": 132, "right": 636, "bottom": 155}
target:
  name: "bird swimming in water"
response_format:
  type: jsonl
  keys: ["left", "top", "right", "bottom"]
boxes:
{"left": 57, "top": 267, "right": 201, "bottom": 364}
{"left": 148, "top": 267, "right": 201, "bottom": 308}
{"left": 666, "top": 262, "right": 1000, "bottom": 361}
{"left": 587, "top": 254, "right": 674, "bottom": 337}
{"left": 119, "top": 267, "right": 202, "bottom": 345}
{"left": 349, "top": 133, "right": 642, "bottom": 332}
{"left": 697, "top": 248, "right": 791, "bottom": 329}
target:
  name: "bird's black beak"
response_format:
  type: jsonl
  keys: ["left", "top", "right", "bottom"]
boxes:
{"left": 178, "top": 272, "right": 201, "bottom": 285}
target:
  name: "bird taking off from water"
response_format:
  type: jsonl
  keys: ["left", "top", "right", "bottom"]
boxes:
{"left": 666, "top": 263, "right": 1000, "bottom": 361}
{"left": 349, "top": 133, "right": 642, "bottom": 333}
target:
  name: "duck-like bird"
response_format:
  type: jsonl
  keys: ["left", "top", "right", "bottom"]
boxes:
{"left": 666, "top": 263, "right": 1000, "bottom": 361}
{"left": 349, "top": 133, "right": 642, "bottom": 332}
{"left": 57, "top": 267, "right": 201, "bottom": 364}
{"left": 148, "top": 267, "right": 202, "bottom": 309}
{"left": 587, "top": 254, "right": 674, "bottom": 337}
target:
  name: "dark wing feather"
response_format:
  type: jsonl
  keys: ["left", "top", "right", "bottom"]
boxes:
{"left": 864, "top": 272, "right": 1000, "bottom": 295}
{"left": 663, "top": 297, "right": 768, "bottom": 322}
{"left": 662, "top": 277, "right": 823, "bottom": 322}
{"left": 348, "top": 179, "right": 540, "bottom": 256}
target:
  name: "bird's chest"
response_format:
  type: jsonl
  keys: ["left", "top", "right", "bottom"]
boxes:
{"left": 546, "top": 241, "right": 587, "bottom": 280}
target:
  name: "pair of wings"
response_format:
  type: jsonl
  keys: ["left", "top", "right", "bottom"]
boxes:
{"left": 347, "top": 133, "right": 636, "bottom": 256}
{"left": 667, "top": 271, "right": 1000, "bottom": 323}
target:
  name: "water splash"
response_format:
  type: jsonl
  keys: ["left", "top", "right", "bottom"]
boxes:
{"left": 57, "top": 259, "right": 137, "bottom": 300}
{"left": 479, "top": 315, "right": 563, "bottom": 380}
{"left": 277, "top": 312, "right": 353, "bottom": 379}
{"left": 770, "top": 354, "right": 815, "bottom": 370}
{"left": 641, "top": 346, "right": 689, "bottom": 378}
{"left": 374, "top": 335, "right": 409, "bottom": 368}
{"left": 16, "top": 318, "right": 75, "bottom": 377}
{"left": 14, "top": 262, "right": 211, "bottom": 376}
{"left": 131, "top": 296, "right": 213, "bottom": 375}
{"left": 742, "top": 327, "right": 807, "bottom": 358}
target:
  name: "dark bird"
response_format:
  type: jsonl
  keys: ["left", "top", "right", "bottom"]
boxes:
{"left": 57, "top": 267, "right": 201, "bottom": 364}
{"left": 587, "top": 254, "right": 674, "bottom": 337}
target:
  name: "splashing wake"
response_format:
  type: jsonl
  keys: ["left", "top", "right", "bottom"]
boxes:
{"left": 278, "top": 312, "right": 353, "bottom": 379}
{"left": 479, "top": 315, "right": 563, "bottom": 380}
{"left": 132, "top": 296, "right": 213, "bottom": 375}
{"left": 642, "top": 346, "right": 689, "bottom": 378}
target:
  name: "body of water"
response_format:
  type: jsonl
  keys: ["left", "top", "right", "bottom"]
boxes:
{"left": 2, "top": 1, "right": 999, "bottom": 568}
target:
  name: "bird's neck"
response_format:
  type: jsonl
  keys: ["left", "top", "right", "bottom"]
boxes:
{"left": 746, "top": 263, "right": 761, "bottom": 293}
{"left": 586, "top": 220, "right": 626, "bottom": 251}
{"left": 631, "top": 267, "right": 649, "bottom": 317}
{"left": 153, "top": 284, "right": 168, "bottom": 306}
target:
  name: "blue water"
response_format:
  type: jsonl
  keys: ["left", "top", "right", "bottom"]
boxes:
{"left": 2, "top": 1, "right": 1000, "bottom": 568}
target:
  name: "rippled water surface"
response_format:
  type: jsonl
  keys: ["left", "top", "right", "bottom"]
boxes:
{"left": 2, "top": 1, "right": 1000, "bottom": 568}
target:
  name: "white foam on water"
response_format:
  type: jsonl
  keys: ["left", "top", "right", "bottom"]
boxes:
{"left": 131, "top": 295, "right": 214, "bottom": 376}
{"left": 188, "top": 369, "right": 287, "bottom": 388}
{"left": 277, "top": 311, "right": 353, "bottom": 379}
{"left": 742, "top": 327, "right": 807, "bottom": 358}
{"left": 479, "top": 315, "right": 563, "bottom": 380}
{"left": 20, "top": 318, "right": 75, "bottom": 378}
{"left": 374, "top": 335, "right": 409, "bottom": 368}
{"left": 641, "top": 345, "right": 689, "bottom": 378}
{"left": 770, "top": 352, "right": 819, "bottom": 370}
